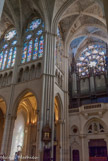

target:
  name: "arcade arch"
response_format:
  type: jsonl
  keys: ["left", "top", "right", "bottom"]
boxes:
{"left": 10, "top": 92, "right": 38, "bottom": 159}
{"left": 0, "top": 97, "right": 6, "bottom": 151}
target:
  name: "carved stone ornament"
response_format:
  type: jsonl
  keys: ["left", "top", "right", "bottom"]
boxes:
{"left": 42, "top": 124, "right": 52, "bottom": 144}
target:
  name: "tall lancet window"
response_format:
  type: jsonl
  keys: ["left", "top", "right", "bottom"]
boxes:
{"left": 21, "top": 18, "right": 44, "bottom": 64}
{"left": 0, "top": 29, "right": 17, "bottom": 70}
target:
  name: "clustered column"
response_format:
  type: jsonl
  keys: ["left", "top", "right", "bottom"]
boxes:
{"left": 39, "top": 31, "right": 56, "bottom": 160}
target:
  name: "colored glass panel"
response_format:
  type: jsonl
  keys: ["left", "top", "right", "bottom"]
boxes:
{"left": 42, "top": 22, "right": 44, "bottom": 28}
{"left": 7, "top": 48, "right": 13, "bottom": 68}
{"left": 21, "top": 42, "right": 27, "bottom": 63}
{"left": 2, "top": 50, "right": 8, "bottom": 70}
{"left": 12, "top": 40, "right": 17, "bottom": 45}
{"left": 37, "top": 30, "right": 42, "bottom": 35}
{"left": 11, "top": 47, "right": 17, "bottom": 67}
{"left": 29, "top": 19, "right": 41, "bottom": 31}
{"left": 33, "top": 38, "right": 38, "bottom": 60}
{"left": 26, "top": 35, "right": 32, "bottom": 40}
{"left": 27, "top": 40, "right": 32, "bottom": 62}
{"left": 5, "top": 30, "right": 16, "bottom": 40}
{"left": 77, "top": 44, "right": 106, "bottom": 76}
{"left": 38, "top": 36, "right": 44, "bottom": 58}
{"left": 3, "top": 44, "right": 8, "bottom": 49}
{"left": 0, "top": 51, "right": 3, "bottom": 69}
{"left": 57, "top": 27, "right": 60, "bottom": 36}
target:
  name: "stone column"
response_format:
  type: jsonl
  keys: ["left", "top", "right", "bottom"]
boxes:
{"left": 62, "top": 48, "right": 70, "bottom": 161}
{"left": 103, "top": 0, "right": 108, "bottom": 31}
{"left": 0, "top": 40, "right": 22, "bottom": 157}
{"left": 39, "top": 31, "right": 56, "bottom": 160}
{"left": 80, "top": 135, "right": 88, "bottom": 161}
{"left": 1, "top": 114, "right": 16, "bottom": 156}
{"left": 26, "top": 124, "right": 32, "bottom": 156}
{"left": 0, "top": 0, "right": 5, "bottom": 20}
{"left": 72, "top": 73, "right": 77, "bottom": 95}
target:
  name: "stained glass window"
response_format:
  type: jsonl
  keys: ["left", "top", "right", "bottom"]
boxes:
{"left": 12, "top": 40, "right": 17, "bottom": 45}
{"left": 27, "top": 40, "right": 32, "bottom": 62}
{"left": 7, "top": 48, "right": 13, "bottom": 68}
{"left": 21, "top": 18, "right": 44, "bottom": 63}
{"left": 0, "top": 29, "right": 17, "bottom": 70}
{"left": 11, "top": 47, "right": 17, "bottom": 67}
{"left": 77, "top": 44, "right": 106, "bottom": 77}
{"left": 26, "top": 35, "right": 32, "bottom": 40}
{"left": 38, "top": 36, "right": 44, "bottom": 58}
{"left": 22, "top": 42, "right": 27, "bottom": 63}
{"left": 5, "top": 30, "right": 16, "bottom": 40}
{"left": 33, "top": 38, "right": 38, "bottom": 60}
{"left": 2, "top": 50, "right": 8, "bottom": 70}
{"left": 0, "top": 52, "right": 3, "bottom": 69}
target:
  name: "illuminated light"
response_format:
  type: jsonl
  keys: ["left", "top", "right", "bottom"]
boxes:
{"left": 7, "top": 48, "right": 13, "bottom": 68}
{"left": 80, "top": 57, "right": 84, "bottom": 61}
{"left": 2, "top": 50, "right": 8, "bottom": 70}
{"left": 82, "top": 72, "right": 85, "bottom": 76}
{"left": 89, "top": 56, "right": 91, "bottom": 59}
{"left": 12, "top": 40, "right": 17, "bottom": 45}
{"left": 11, "top": 47, "right": 17, "bottom": 67}
{"left": 92, "top": 49, "right": 98, "bottom": 54}
{"left": 0, "top": 51, "right": 3, "bottom": 69}
{"left": 92, "top": 55, "right": 96, "bottom": 59}
{"left": 21, "top": 42, "right": 27, "bottom": 63}
{"left": 5, "top": 30, "right": 16, "bottom": 40}
{"left": 100, "top": 51, "right": 104, "bottom": 56}
{"left": 22, "top": 19, "right": 44, "bottom": 63}
{"left": 89, "top": 45, "right": 94, "bottom": 49}
{"left": 89, "top": 61, "right": 97, "bottom": 67}
{"left": 79, "top": 68, "right": 82, "bottom": 72}
{"left": 37, "top": 30, "right": 43, "bottom": 35}
{"left": 29, "top": 19, "right": 41, "bottom": 31}
{"left": 33, "top": 38, "right": 38, "bottom": 60}
{"left": 26, "top": 34, "right": 32, "bottom": 40}
{"left": 3, "top": 44, "right": 8, "bottom": 49}
{"left": 38, "top": 36, "right": 44, "bottom": 58}
{"left": 27, "top": 40, "right": 32, "bottom": 62}
{"left": 85, "top": 52, "right": 90, "bottom": 56}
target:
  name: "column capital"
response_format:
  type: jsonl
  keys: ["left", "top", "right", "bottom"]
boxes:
{"left": 6, "top": 113, "right": 17, "bottom": 120}
{"left": 79, "top": 134, "right": 87, "bottom": 139}
{"left": 43, "top": 31, "right": 57, "bottom": 37}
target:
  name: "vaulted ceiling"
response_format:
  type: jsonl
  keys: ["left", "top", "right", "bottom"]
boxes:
{"left": 0, "top": 0, "right": 107, "bottom": 58}
{"left": 57, "top": 0, "right": 108, "bottom": 58}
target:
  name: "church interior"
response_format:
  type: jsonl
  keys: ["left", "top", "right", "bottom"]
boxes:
{"left": 0, "top": 0, "right": 108, "bottom": 161}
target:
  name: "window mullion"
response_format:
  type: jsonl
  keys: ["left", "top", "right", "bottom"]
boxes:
{"left": 5, "top": 48, "right": 9, "bottom": 69}
{"left": 37, "top": 35, "right": 40, "bottom": 58}
{"left": 10, "top": 47, "right": 13, "bottom": 67}
{"left": 31, "top": 37, "right": 34, "bottom": 61}
{"left": 1, "top": 50, "right": 4, "bottom": 70}
{"left": 25, "top": 41, "right": 29, "bottom": 63}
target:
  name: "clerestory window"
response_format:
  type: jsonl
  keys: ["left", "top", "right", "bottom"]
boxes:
{"left": 76, "top": 44, "right": 106, "bottom": 77}
{"left": 21, "top": 18, "right": 44, "bottom": 64}
{"left": 0, "top": 29, "right": 17, "bottom": 70}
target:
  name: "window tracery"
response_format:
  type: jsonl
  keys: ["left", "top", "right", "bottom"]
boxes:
{"left": 55, "top": 27, "right": 64, "bottom": 69}
{"left": 76, "top": 44, "right": 106, "bottom": 77}
{"left": 21, "top": 18, "right": 44, "bottom": 64}
{"left": 88, "top": 121, "right": 104, "bottom": 134}
{"left": 0, "top": 29, "right": 17, "bottom": 70}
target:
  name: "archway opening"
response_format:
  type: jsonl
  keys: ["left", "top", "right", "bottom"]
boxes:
{"left": 89, "top": 139, "right": 107, "bottom": 161}
{"left": 10, "top": 92, "right": 38, "bottom": 159}
{"left": 53, "top": 96, "right": 61, "bottom": 161}
{"left": 73, "top": 150, "right": 80, "bottom": 161}
{"left": 0, "top": 97, "right": 6, "bottom": 151}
